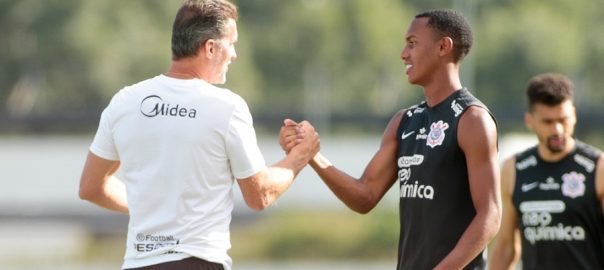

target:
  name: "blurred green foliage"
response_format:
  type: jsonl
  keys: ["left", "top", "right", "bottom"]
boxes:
{"left": 230, "top": 210, "right": 399, "bottom": 260}
{"left": 1, "top": 0, "right": 603, "bottom": 134}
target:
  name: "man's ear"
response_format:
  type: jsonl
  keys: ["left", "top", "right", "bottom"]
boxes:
{"left": 439, "top": 37, "right": 454, "bottom": 57}
{"left": 524, "top": 112, "right": 534, "bottom": 131}
{"left": 203, "top": 39, "right": 215, "bottom": 58}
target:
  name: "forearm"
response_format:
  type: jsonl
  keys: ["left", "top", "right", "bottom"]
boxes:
{"left": 261, "top": 164, "right": 297, "bottom": 206}
{"left": 310, "top": 153, "right": 375, "bottom": 213}
{"left": 240, "top": 154, "right": 303, "bottom": 211}
{"left": 82, "top": 176, "right": 128, "bottom": 213}
{"left": 241, "top": 123, "right": 319, "bottom": 211}
{"left": 435, "top": 211, "right": 500, "bottom": 270}
{"left": 264, "top": 145, "right": 314, "bottom": 198}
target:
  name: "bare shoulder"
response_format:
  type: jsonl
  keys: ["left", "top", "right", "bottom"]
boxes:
{"left": 458, "top": 106, "right": 497, "bottom": 150}
{"left": 459, "top": 106, "right": 496, "bottom": 129}
{"left": 381, "top": 108, "right": 407, "bottom": 143}
{"left": 390, "top": 108, "right": 407, "bottom": 125}
{"left": 501, "top": 155, "right": 517, "bottom": 195}
{"left": 597, "top": 152, "right": 604, "bottom": 171}
{"left": 596, "top": 153, "right": 604, "bottom": 199}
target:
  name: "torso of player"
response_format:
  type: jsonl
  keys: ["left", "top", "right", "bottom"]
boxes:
{"left": 512, "top": 141, "right": 604, "bottom": 270}
{"left": 395, "top": 89, "right": 492, "bottom": 270}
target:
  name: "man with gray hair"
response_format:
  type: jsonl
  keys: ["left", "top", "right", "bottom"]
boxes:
{"left": 79, "top": 1, "right": 319, "bottom": 269}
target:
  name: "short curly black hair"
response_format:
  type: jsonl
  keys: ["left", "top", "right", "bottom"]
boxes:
{"left": 526, "top": 73, "right": 574, "bottom": 111}
{"left": 415, "top": 9, "right": 473, "bottom": 63}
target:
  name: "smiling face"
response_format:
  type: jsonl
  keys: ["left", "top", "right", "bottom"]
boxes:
{"left": 525, "top": 99, "right": 576, "bottom": 155}
{"left": 400, "top": 17, "right": 442, "bottom": 86}
{"left": 208, "top": 18, "right": 238, "bottom": 84}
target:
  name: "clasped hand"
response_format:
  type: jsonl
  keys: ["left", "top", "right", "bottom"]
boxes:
{"left": 279, "top": 119, "right": 320, "bottom": 161}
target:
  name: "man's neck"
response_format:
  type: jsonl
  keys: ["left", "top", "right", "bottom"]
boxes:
{"left": 166, "top": 58, "right": 205, "bottom": 80}
{"left": 422, "top": 66, "right": 463, "bottom": 107}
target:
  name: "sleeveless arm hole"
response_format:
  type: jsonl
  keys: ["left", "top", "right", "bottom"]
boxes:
{"left": 395, "top": 108, "right": 409, "bottom": 140}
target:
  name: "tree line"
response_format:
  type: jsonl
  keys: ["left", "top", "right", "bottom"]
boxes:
{"left": 1, "top": 0, "right": 602, "bottom": 135}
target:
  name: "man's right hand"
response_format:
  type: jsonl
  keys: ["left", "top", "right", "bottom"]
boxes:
{"left": 279, "top": 119, "right": 319, "bottom": 162}
{"left": 279, "top": 118, "right": 304, "bottom": 153}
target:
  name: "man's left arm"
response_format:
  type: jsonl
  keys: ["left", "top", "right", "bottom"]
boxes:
{"left": 435, "top": 106, "right": 502, "bottom": 270}
{"left": 596, "top": 153, "right": 604, "bottom": 214}
{"left": 79, "top": 152, "right": 128, "bottom": 213}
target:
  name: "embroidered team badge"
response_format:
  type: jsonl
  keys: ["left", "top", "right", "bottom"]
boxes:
{"left": 426, "top": 120, "right": 449, "bottom": 148}
{"left": 561, "top": 171, "right": 586, "bottom": 198}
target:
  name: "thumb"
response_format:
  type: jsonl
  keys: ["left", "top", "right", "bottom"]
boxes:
{"left": 283, "top": 118, "right": 299, "bottom": 127}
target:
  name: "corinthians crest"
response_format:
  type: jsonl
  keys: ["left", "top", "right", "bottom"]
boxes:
{"left": 427, "top": 120, "right": 449, "bottom": 148}
{"left": 561, "top": 171, "right": 586, "bottom": 198}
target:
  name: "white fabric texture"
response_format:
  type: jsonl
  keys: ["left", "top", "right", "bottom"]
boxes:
{"left": 90, "top": 74, "right": 266, "bottom": 270}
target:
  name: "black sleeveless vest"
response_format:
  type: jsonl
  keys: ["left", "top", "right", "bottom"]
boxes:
{"left": 512, "top": 141, "right": 604, "bottom": 270}
{"left": 396, "top": 89, "right": 494, "bottom": 270}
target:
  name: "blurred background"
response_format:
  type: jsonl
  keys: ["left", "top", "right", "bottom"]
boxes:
{"left": 1, "top": 0, "right": 602, "bottom": 269}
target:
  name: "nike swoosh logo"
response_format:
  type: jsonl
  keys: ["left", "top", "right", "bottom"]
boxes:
{"left": 521, "top": 182, "right": 539, "bottom": 192}
{"left": 401, "top": 131, "right": 415, "bottom": 140}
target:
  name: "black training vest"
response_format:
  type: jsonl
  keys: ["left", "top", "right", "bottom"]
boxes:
{"left": 513, "top": 141, "right": 604, "bottom": 270}
{"left": 396, "top": 89, "right": 494, "bottom": 270}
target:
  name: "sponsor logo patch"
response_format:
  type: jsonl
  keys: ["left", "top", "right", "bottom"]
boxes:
{"left": 516, "top": 155, "right": 537, "bottom": 170}
{"left": 561, "top": 172, "right": 586, "bottom": 198}
{"left": 416, "top": 127, "right": 427, "bottom": 140}
{"left": 521, "top": 181, "right": 539, "bottom": 192}
{"left": 426, "top": 120, "right": 449, "bottom": 148}
{"left": 134, "top": 233, "right": 181, "bottom": 254}
{"left": 140, "top": 95, "right": 197, "bottom": 118}
{"left": 401, "top": 131, "right": 415, "bottom": 140}
{"left": 519, "top": 200, "right": 585, "bottom": 244}
{"left": 539, "top": 177, "right": 560, "bottom": 191}
{"left": 574, "top": 154, "right": 595, "bottom": 173}
{"left": 397, "top": 154, "right": 424, "bottom": 168}
{"left": 451, "top": 99, "right": 463, "bottom": 117}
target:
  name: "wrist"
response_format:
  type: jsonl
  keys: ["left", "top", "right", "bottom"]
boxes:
{"left": 310, "top": 152, "right": 330, "bottom": 169}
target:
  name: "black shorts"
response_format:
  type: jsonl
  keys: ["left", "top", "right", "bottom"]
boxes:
{"left": 124, "top": 257, "right": 224, "bottom": 270}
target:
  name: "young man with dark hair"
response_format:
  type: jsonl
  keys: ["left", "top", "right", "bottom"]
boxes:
{"left": 281, "top": 9, "right": 501, "bottom": 270}
{"left": 489, "top": 73, "right": 604, "bottom": 270}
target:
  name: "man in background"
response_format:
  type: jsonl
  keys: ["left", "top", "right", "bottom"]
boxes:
{"left": 489, "top": 73, "right": 604, "bottom": 270}
{"left": 79, "top": 1, "right": 319, "bottom": 269}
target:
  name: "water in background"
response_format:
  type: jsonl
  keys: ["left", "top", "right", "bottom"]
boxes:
{"left": 0, "top": 134, "right": 535, "bottom": 269}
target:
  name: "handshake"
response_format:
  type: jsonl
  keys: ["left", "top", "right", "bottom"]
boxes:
{"left": 278, "top": 118, "right": 321, "bottom": 164}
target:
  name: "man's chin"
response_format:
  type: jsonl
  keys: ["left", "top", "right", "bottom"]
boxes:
{"left": 546, "top": 143, "right": 565, "bottom": 153}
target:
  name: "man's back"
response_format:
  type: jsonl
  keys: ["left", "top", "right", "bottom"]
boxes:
{"left": 90, "top": 74, "right": 266, "bottom": 269}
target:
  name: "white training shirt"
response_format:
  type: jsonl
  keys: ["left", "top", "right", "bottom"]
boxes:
{"left": 90, "top": 74, "right": 267, "bottom": 270}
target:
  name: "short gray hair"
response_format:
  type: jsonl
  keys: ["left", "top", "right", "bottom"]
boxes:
{"left": 171, "top": 0, "right": 238, "bottom": 60}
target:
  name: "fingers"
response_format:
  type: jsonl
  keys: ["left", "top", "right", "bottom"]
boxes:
{"left": 292, "top": 121, "right": 321, "bottom": 160}
{"left": 283, "top": 118, "right": 298, "bottom": 127}
{"left": 279, "top": 119, "right": 304, "bottom": 153}
{"left": 279, "top": 119, "right": 321, "bottom": 161}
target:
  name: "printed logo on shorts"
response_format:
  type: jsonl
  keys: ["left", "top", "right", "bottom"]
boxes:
{"left": 426, "top": 120, "right": 449, "bottom": 148}
{"left": 561, "top": 172, "right": 586, "bottom": 198}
